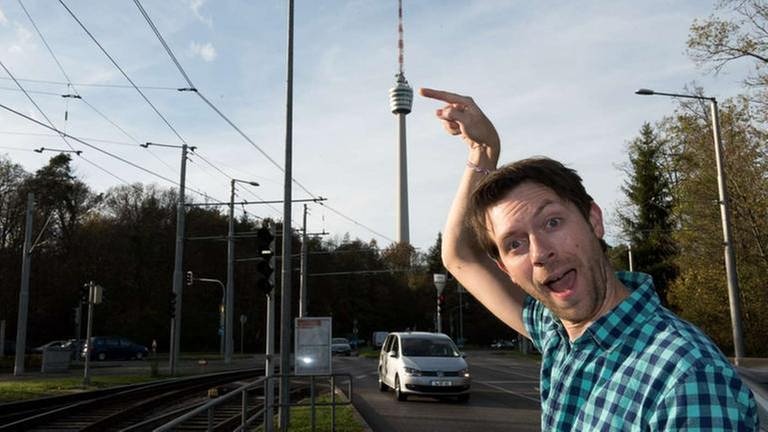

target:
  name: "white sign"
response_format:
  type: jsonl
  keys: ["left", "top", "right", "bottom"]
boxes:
{"left": 294, "top": 317, "right": 331, "bottom": 376}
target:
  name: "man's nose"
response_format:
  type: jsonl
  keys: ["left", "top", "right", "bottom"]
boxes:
{"left": 531, "top": 235, "right": 555, "bottom": 266}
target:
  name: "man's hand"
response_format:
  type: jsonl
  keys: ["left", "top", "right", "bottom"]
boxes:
{"left": 419, "top": 88, "right": 500, "bottom": 159}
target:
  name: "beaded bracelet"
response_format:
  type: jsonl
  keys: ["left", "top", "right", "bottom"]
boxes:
{"left": 466, "top": 160, "right": 493, "bottom": 175}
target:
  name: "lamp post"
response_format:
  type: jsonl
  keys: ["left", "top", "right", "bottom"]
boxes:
{"left": 433, "top": 274, "right": 446, "bottom": 333}
{"left": 635, "top": 88, "right": 745, "bottom": 364}
{"left": 226, "top": 178, "right": 259, "bottom": 364}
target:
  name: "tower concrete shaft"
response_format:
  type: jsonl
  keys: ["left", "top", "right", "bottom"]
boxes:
{"left": 390, "top": 73, "right": 413, "bottom": 244}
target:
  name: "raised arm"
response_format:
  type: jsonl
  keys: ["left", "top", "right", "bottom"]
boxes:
{"left": 420, "top": 88, "right": 529, "bottom": 338}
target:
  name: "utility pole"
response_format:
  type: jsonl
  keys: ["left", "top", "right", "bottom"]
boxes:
{"left": 13, "top": 193, "right": 34, "bottom": 376}
{"left": 279, "top": 0, "right": 295, "bottom": 428}
{"left": 226, "top": 179, "right": 259, "bottom": 364}
{"left": 145, "top": 142, "right": 194, "bottom": 376}
{"left": 299, "top": 204, "right": 308, "bottom": 318}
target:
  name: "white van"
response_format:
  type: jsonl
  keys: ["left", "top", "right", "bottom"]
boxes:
{"left": 377, "top": 332, "right": 471, "bottom": 402}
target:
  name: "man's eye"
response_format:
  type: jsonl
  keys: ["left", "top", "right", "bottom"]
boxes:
{"left": 546, "top": 218, "right": 561, "bottom": 228}
{"left": 506, "top": 238, "right": 525, "bottom": 252}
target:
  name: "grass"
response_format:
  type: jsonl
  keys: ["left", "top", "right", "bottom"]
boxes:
{"left": 257, "top": 393, "right": 365, "bottom": 432}
{"left": 0, "top": 375, "right": 165, "bottom": 403}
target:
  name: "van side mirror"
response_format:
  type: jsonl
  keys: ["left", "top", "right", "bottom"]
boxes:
{"left": 388, "top": 350, "right": 397, "bottom": 358}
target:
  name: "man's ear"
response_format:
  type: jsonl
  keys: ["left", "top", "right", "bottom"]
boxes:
{"left": 588, "top": 202, "right": 604, "bottom": 239}
{"left": 494, "top": 258, "right": 510, "bottom": 276}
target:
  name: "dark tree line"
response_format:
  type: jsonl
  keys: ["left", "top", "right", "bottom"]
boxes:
{"left": 1, "top": 154, "right": 507, "bottom": 356}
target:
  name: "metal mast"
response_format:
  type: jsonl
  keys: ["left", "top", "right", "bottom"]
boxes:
{"left": 389, "top": 0, "right": 413, "bottom": 244}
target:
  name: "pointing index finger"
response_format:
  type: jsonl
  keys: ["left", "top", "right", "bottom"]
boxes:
{"left": 419, "top": 87, "right": 472, "bottom": 105}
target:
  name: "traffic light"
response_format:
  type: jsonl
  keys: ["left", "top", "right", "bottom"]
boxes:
{"left": 255, "top": 223, "right": 275, "bottom": 255}
{"left": 169, "top": 292, "right": 177, "bottom": 318}
{"left": 256, "top": 256, "right": 274, "bottom": 294}
{"left": 255, "top": 222, "right": 276, "bottom": 294}
{"left": 79, "top": 283, "right": 89, "bottom": 304}
{"left": 185, "top": 271, "right": 194, "bottom": 286}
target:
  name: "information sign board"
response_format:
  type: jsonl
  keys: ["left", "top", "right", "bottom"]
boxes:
{"left": 294, "top": 317, "right": 331, "bottom": 376}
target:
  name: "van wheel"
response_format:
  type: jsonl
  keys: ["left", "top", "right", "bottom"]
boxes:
{"left": 135, "top": 352, "right": 144, "bottom": 360}
{"left": 395, "top": 375, "right": 407, "bottom": 401}
{"left": 378, "top": 375, "right": 388, "bottom": 392}
{"left": 97, "top": 352, "right": 106, "bottom": 361}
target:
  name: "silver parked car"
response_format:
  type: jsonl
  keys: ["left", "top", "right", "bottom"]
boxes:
{"left": 377, "top": 332, "right": 470, "bottom": 402}
{"left": 331, "top": 337, "right": 352, "bottom": 356}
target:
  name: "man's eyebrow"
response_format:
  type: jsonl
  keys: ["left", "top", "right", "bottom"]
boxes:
{"left": 532, "top": 199, "right": 558, "bottom": 219}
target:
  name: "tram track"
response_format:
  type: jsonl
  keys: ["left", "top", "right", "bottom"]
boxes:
{"left": 0, "top": 368, "right": 265, "bottom": 431}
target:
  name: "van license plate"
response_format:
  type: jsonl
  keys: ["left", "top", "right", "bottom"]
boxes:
{"left": 431, "top": 380, "right": 452, "bottom": 386}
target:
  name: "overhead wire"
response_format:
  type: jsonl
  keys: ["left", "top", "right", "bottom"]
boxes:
{"left": 58, "top": 0, "right": 190, "bottom": 147}
{"left": 133, "top": 0, "right": 394, "bottom": 244}
{"left": 19, "top": 0, "right": 180, "bottom": 177}
{"left": 0, "top": 76, "right": 179, "bottom": 91}
{"left": 0, "top": 101, "right": 213, "bottom": 199}
{"left": 132, "top": 0, "right": 316, "bottom": 198}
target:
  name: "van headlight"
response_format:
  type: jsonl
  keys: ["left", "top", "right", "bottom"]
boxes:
{"left": 403, "top": 367, "right": 422, "bottom": 376}
{"left": 460, "top": 368, "right": 470, "bottom": 378}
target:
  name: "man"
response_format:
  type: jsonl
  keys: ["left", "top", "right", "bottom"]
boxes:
{"left": 420, "top": 87, "right": 758, "bottom": 431}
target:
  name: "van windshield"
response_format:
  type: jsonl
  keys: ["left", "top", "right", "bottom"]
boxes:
{"left": 401, "top": 339, "right": 459, "bottom": 357}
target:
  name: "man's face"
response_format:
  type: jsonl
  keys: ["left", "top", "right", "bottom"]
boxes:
{"left": 487, "top": 182, "right": 609, "bottom": 325}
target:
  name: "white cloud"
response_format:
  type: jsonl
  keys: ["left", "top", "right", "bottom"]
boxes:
{"left": 189, "top": 41, "right": 217, "bottom": 62}
{"left": 189, "top": 0, "right": 212, "bottom": 27}
{"left": 0, "top": 7, "right": 8, "bottom": 25}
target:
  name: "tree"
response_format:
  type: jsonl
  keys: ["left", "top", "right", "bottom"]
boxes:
{"left": 687, "top": 0, "right": 768, "bottom": 119}
{"left": 618, "top": 123, "right": 677, "bottom": 306}
{"left": 664, "top": 98, "right": 768, "bottom": 355}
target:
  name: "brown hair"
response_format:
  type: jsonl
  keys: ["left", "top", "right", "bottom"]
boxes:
{"left": 468, "top": 157, "right": 599, "bottom": 260}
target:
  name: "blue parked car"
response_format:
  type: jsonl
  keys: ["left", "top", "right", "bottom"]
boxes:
{"left": 82, "top": 336, "right": 148, "bottom": 361}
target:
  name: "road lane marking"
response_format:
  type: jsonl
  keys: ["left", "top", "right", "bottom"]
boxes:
{"left": 475, "top": 380, "right": 541, "bottom": 403}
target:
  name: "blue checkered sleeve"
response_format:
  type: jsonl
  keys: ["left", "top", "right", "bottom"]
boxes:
{"left": 648, "top": 360, "right": 759, "bottom": 431}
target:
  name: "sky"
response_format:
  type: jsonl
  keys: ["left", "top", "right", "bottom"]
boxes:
{"left": 0, "top": 0, "right": 752, "bottom": 253}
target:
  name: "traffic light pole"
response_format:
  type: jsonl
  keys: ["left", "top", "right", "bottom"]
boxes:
{"left": 83, "top": 282, "right": 95, "bottom": 386}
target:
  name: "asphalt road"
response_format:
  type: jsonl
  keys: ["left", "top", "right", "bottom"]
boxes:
{"left": 333, "top": 350, "right": 542, "bottom": 432}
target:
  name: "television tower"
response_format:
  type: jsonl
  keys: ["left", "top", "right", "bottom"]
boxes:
{"left": 389, "top": 0, "right": 413, "bottom": 244}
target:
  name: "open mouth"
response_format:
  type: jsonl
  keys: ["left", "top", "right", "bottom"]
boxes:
{"left": 544, "top": 269, "right": 576, "bottom": 294}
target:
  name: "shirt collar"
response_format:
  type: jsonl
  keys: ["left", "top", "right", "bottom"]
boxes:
{"left": 583, "top": 271, "right": 659, "bottom": 350}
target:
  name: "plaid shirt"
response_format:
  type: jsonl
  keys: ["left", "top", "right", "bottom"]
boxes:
{"left": 523, "top": 271, "right": 758, "bottom": 431}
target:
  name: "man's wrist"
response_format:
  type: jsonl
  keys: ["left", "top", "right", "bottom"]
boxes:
{"left": 466, "top": 160, "right": 494, "bottom": 175}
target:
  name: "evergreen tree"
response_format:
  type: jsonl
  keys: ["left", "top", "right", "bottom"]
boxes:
{"left": 619, "top": 123, "right": 677, "bottom": 306}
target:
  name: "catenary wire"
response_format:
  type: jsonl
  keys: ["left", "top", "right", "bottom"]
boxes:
{"left": 0, "top": 101, "right": 216, "bottom": 200}
{"left": 133, "top": 0, "right": 317, "bottom": 198}
{"left": 133, "top": 0, "right": 395, "bottom": 243}
{"left": 17, "top": 2, "right": 180, "bottom": 176}
{"left": 58, "top": 0, "right": 190, "bottom": 147}
{"left": 0, "top": 76, "right": 178, "bottom": 91}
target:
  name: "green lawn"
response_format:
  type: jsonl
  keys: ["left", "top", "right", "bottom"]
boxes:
{"left": 0, "top": 375, "right": 164, "bottom": 402}
{"left": 257, "top": 393, "right": 365, "bottom": 432}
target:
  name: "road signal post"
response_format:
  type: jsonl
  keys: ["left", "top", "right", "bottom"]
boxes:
{"left": 433, "top": 274, "right": 446, "bottom": 334}
{"left": 83, "top": 281, "right": 103, "bottom": 386}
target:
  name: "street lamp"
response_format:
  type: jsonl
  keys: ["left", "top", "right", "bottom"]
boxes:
{"left": 226, "top": 179, "right": 259, "bottom": 364}
{"left": 635, "top": 88, "right": 745, "bottom": 364}
{"left": 433, "top": 274, "right": 446, "bottom": 334}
